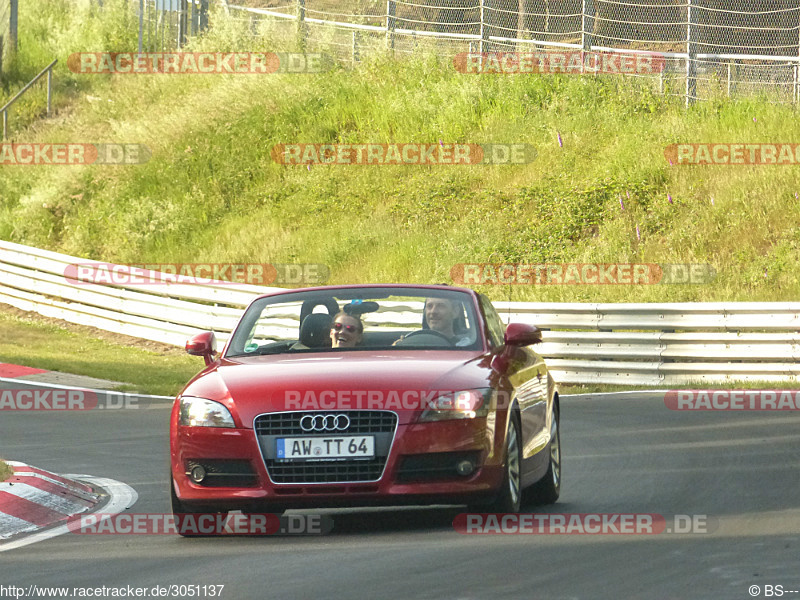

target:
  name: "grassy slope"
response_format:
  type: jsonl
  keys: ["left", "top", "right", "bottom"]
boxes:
{"left": 0, "top": 460, "right": 11, "bottom": 482}
{"left": 0, "top": 1, "right": 799, "bottom": 390}
{"left": 1, "top": 2, "right": 799, "bottom": 304}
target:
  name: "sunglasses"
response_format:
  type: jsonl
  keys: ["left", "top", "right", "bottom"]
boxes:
{"left": 332, "top": 322, "right": 359, "bottom": 332}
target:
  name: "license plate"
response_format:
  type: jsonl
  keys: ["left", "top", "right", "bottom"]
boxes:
{"left": 276, "top": 436, "right": 375, "bottom": 460}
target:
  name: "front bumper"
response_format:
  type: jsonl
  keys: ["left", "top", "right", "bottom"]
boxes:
{"left": 171, "top": 417, "right": 505, "bottom": 511}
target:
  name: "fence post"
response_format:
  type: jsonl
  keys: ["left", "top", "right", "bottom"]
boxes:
{"left": 479, "top": 0, "right": 488, "bottom": 54}
{"left": 796, "top": 16, "right": 800, "bottom": 105}
{"left": 386, "top": 0, "right": 395, "bottom": 53}
{"left": 685, "top": 0, "right": 697, "bottom": 107}
{"left": 177, "top": 0, "right": 188, "bottom": 50}
{"left": 46, "top": 67, "right": 52, "bottom": 116}
{"left": 199, "top": 0, "right": 208, "bottom": 31}
{"left": 9, "top": 0, "right": 17, "bottom": 51}
{"left": 297, "top": 0, "right": 307, "bottom": 52}
{"left": 191, "top": 0, "right": 199, "bottom": 36}
{"left": 352, "top": 30, "right": 360, "bottom": 64}
{"left": 582, "top": 0, "right": 593, "bottom": 53}
{"left": 581, "top": 0, "right": 594, "bottom": 74}
{"left": 138, "top": 0, "right": 144, "bottom": 53}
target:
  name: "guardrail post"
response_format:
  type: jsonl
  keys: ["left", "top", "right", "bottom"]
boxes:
{"left": 386, "top": 0, "right": 396, "bottom": 53}
{"left": 686, "top": 0, "right": 697, "bottom": 107}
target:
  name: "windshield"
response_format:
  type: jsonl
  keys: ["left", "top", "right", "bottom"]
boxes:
{"left": 225, "top": 287, "right": 483, "bottom": 357}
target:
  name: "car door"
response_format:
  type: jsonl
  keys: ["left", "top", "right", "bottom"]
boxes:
{"left": 479, "top": 295, "right": 549, "bottom": 475}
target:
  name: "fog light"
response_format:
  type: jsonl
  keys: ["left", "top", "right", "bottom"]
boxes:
{"left": 189, "top": 465, "right": 206, "bottom": 483}
{"left": 456, "top": 459, "right": 476, "bottom": 476}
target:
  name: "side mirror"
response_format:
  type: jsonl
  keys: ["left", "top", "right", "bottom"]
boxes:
{"left": 186, "top": 331, "right": 217, "bottom": 366}
{"left": 504, "top": 323, "right": 542, "bottom": 347}
{"left": 491, "top": 324, "right": 542, "bottom": 374}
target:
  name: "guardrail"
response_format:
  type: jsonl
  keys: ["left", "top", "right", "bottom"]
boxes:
{"left": 1, "top": 59, "right": 57, "bottom": 140}
{"left": 2, "top": 239, "right": 799, "bottom": 385}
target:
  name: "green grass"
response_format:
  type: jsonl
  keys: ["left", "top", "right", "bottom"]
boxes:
{"left": 2, "top": 1, "right": 799, "bottom": 304}
{"left": 0, "top": 460, "right": 12, "bottom": 482}
{"left": 0, "top": 308, "right": 202, "bottom": 396}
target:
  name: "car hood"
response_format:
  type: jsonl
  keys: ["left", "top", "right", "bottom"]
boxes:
{"left": 180, "top": 351, "right": 496, "bottom": 427}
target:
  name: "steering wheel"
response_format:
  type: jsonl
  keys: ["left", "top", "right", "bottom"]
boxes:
{"left": 398, "top": 329, "right": 455, "bottom": 346}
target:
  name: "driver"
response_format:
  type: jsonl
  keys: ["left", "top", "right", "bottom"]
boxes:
{"left": 424, "top": 297, "right": 471, "bottom": 346}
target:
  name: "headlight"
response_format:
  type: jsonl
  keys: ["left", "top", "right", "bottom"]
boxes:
{"left": 179, "top": 397, "right": 235, "bottom": 428}
{"left": 418, "top": 389, "right": 494, "bottom": 422}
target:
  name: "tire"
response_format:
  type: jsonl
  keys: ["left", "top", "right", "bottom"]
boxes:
{"left": 485, "top": 412, "right": 522, "bottom": 514}
{"left": 170, "top": 474, "right": 220, "bottom": 537}
{"left": 525, "top": 403, "right": 561, "bottom": 505}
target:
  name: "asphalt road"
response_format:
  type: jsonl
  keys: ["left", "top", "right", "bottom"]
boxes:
{"left": 2, "top": 380, "right": 799, "bottom": 600}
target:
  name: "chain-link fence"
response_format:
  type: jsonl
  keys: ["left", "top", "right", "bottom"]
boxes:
{"left": 137, "top": 0, "right": 209, "bottom": 52}
{"left": 138, "top": 0, "right": 800, "bottom": 105}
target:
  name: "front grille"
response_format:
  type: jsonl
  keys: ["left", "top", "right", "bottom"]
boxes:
{"left": 255, "top": 411, "right": 398, "bottom": 484}
{"left": 254, "top": 411, "right": 397, "bottom": 436}
{"left": 266, "top": 459, "right": 387, "bottom": 484}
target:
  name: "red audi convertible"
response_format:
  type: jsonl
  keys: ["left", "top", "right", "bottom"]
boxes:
{"left": 170, "top": 284, "right": 560, "bottom": 519}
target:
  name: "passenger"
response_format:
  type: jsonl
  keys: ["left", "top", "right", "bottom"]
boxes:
{"left": 330, "top": 312, "right": 363, "bottom": 348}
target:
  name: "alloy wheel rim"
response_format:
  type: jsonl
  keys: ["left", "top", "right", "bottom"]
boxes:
{"left": 507, "top": 422, "right": 521, "bottom": 504}
{"left": 550, "top": 416, "right": 561, "bottom": 488}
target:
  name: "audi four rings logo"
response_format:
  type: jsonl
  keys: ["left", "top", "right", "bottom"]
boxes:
{"left": 300, "top": 414, "right": 351, "bottom": 432}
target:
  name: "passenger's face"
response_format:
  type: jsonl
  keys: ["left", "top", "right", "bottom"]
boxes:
{"left": 330, "top": 315, "right": 362, "bottom": 348}
{"left": 425, "top": 298, "right": 457, "bottom": 334}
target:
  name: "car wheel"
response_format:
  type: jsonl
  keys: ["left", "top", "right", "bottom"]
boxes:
{"left": 485, "top": 412, "right": 522, "bottom": 514}
{"left": 170, "top": 474, "right": 220, "bottom": 537}
{"left": 525, "top": 404, "right": 561, "bottom": 505}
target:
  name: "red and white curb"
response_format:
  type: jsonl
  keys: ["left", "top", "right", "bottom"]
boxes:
{"left": 0, "top": 462, "right": 137, "bottom": 551}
